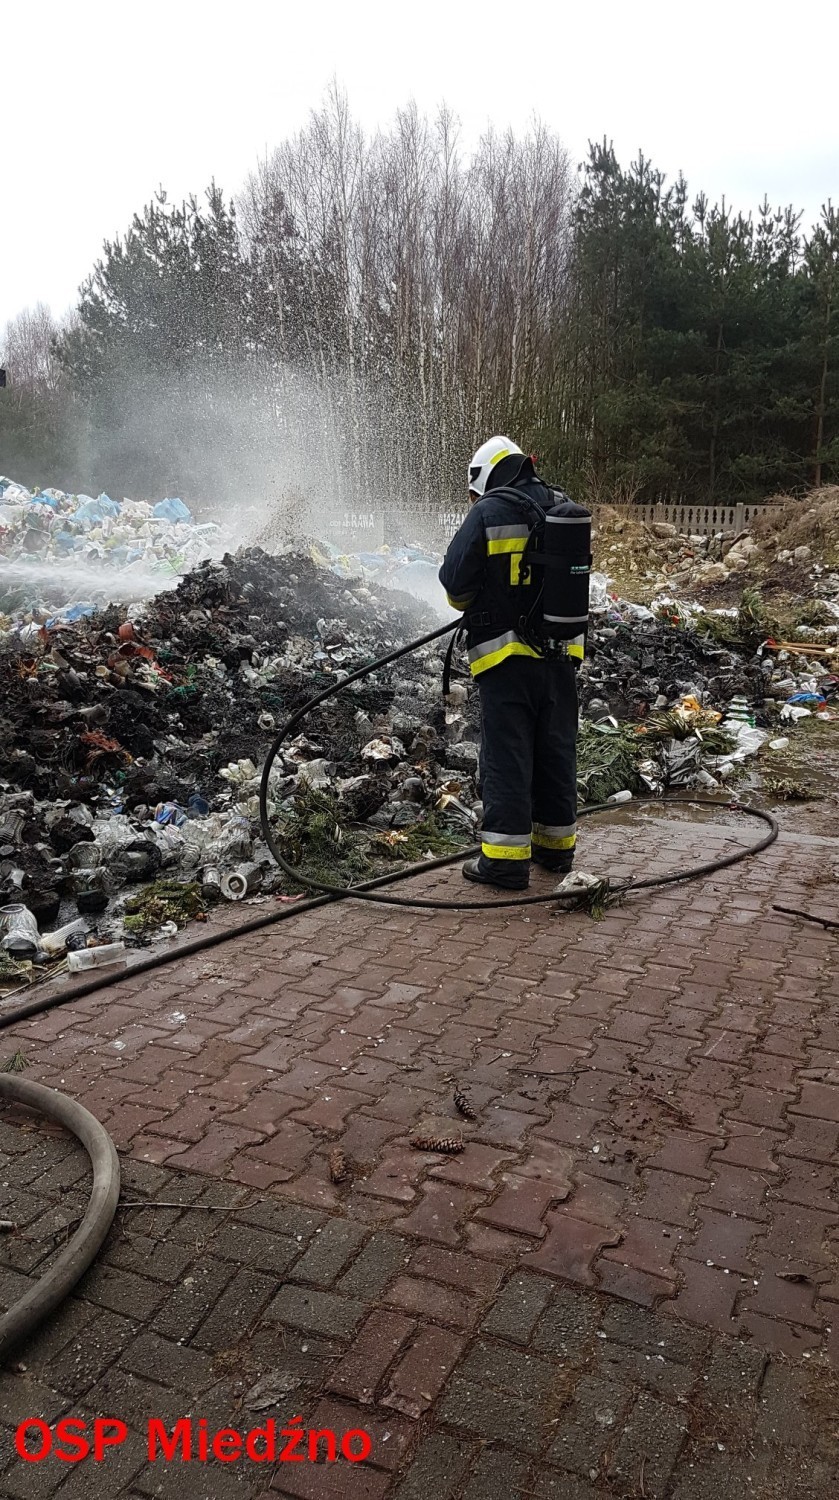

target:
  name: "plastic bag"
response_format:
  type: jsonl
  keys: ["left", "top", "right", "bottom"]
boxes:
{"left": 148, "top": 824, "right": 185, "bottom": 866}
{"left": 588, "top": 572, "right": 612, "bottom": 612}
{"left": 153, "top": 498, "right": 192, "bottom": 524}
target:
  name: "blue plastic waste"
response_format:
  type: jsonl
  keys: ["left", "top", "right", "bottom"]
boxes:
{"left": 74, "top": 495, "right": 121, "bottom": 524}
{"left": 154, "top": 802, "right": 188, "bottom": 828}
{"left": 786, "top": 692, "right": 826, "bottom": 706}
{"left": 153, "top": 498, "right": 192, "bottom": 524}
{"left": 46, "top": 603, "right": 97, "bottom": 626}
{"left": 32, "top": 492, "right": 60, "bottom": 509}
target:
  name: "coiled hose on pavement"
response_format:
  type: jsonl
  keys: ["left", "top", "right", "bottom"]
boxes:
{"left": 0, "top": 1075, "right": 120, "bottom": 1361}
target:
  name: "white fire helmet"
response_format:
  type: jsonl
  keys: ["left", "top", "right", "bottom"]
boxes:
{"left": 467, "top": 436, "right": 524, "bottom": 497}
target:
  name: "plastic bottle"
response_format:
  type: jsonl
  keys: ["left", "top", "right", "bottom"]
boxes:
{"left": 201, "top": 867, "right": 222, "bottom": 901}
{"left": 607, "top": 790, "right": 633, "bottom": 804}
{"left": 727, "top": 696, "right": 755, "bottom": 727}
{"left": 0, "top": 904, "right": 40, "bottom": 955}
{"left": 66, "top": 943, "right": 126, "bottom": 972}
{"left": 220, "top": 864, "right": 263, "bottom": 900}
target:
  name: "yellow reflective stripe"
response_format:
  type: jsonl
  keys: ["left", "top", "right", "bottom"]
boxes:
{"left": 489, "top": 448, "right": 511, "bottom": 467}
{"left": 470, "top": 641, "right": 542, "bottom": 676}
{"left": 481, "top": 841, "right": 531, "bottom": 861}
{"left": 446, "top": 592, "right": 472, "bottom": 611}
{"left": 568, "top": 641, "right": 585, "bottom": 660}
{"left": 532, "top": 832, "right": 577, "bottom": 850}
{"left": 486, "top": 537, "right": 527, "bottom": 555}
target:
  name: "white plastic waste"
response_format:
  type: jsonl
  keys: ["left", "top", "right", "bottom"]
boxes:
{"left": 220, "top": 863, "right": 263, "bottom": 900}
{"left": 66, "top": 943, "right": 126, "bottom": 972}
{"left": 555, "top": 871, "right": 602, "bottom": 893}
{"left": 40, "top": 918, "right": 88, "bottom": 957}
{"left": 297, "top": 759, "right": 334, "bottom": 789}
{"left": 781, "top": 705, "right": 812, "bottom": 723}
{"left": 589, "top": 572, "right": 612, "bottom": 613}
{"left": 0, "top": 903, "right": 40, "bottom": 956}
{"left": 361, "top": 737, "right": 405, "bottom": 762}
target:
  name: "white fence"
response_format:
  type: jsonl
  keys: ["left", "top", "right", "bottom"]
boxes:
{"left": 325, "top": 500, "right": 784, "bottom": 552}
{"left": 622, "top": 502, "right": 780, "bottom": 537}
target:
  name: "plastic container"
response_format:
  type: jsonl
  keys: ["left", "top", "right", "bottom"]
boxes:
{"left": 40, "top": 918, "right": 88, "bottom": 957}
{"left": 220, "top": 863, "right": 263, "bottom": 900}
{"left": 606, "top": 790, "right": 633, "bottom": 804}
{"left": 66, "top": 943, "right": 126, "bottom": 972}
{"left": 201, "top": 867, "right": 222, "bottom": 901}
{"left": 727, "top": 696, "right": 755, "bottom": 726}
{"left": 68, "top": 842, "right": 102, "bottom": 869}
{"left": 0, "top": 903, "right": 40, "bottom": 955}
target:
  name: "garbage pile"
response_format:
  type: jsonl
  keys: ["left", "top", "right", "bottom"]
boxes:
{"left": 577, "top": 575, "right": 837, "bottom": 802}
{"left": 0, "top": 544, "right": 474, "bottom": 970}
{"left": 0, "top": 476, "right": 226, "bottom": 627}
{"left": 2, "top": 492, "right": 837, "bottom": 978}
{"left": 595, "top": 490, "right": 839, "bottom": 611}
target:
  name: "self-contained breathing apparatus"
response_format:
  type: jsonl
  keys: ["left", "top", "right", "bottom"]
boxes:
{"left": 494, "top": 485, "right": 593, "bottom": 658}
{"left": 442, "top": 486, "right": 592, "bottom": 692}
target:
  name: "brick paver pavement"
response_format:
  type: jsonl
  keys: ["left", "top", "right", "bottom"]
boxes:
{"left": 2, "top": 806, "right": 839, "bottom": 1497}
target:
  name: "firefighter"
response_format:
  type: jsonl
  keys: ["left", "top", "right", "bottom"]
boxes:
{"left": 439, "top": 437, "right": 585, "bottom": 890}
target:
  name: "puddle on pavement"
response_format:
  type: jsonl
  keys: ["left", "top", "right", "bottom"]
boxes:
{"left": 584, "top": 796, "right": 746, "bottom": 831}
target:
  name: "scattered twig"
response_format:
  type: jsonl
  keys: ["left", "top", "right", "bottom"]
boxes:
{"left": 118, "top": 1200, "right": 242, "bottom": 1211}
{"left": 642, "top": 1089, "right": 692, "bottom": 1124}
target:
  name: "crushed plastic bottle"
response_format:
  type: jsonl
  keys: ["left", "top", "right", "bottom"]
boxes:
{"left": 66, "top": 942, "right": 126, "bottom": 972}
{"left": 0, "top": 904, "right": 40, "bottom": 956}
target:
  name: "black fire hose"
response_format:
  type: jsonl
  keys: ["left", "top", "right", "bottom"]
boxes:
{"left": 258, "top": 621, "right": 779, "bottom": 909}
{"left": 0, "top": 1075, "right": 120, "bottom": 1361}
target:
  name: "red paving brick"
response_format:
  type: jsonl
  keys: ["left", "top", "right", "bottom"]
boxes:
{"left": 9, "top": 814, "right": 839, "bottom": 1365}
{"left": 326, "top": 1310, "right": 416, "bottom": 1403}
{"left": 381, "top": 1324, "right": 467, "bottom": 1417}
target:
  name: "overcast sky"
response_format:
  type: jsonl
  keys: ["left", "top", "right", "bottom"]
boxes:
{"left": 3, "top": 0, "right": 837, "bottom": 330}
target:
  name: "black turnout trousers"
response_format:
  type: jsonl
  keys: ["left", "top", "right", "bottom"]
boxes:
{"left": 476, "top": 655, "right": 578, "bottom": 879}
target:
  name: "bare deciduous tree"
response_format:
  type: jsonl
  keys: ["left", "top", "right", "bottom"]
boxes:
{"left": 1, "top": 303, "right": 63, "bottom": 398}
{"left": 238, "top": 91, "right": 576, "bottom": 513}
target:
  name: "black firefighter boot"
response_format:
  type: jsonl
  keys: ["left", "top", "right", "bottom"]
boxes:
{"left": 462, "top": 855, "right": 529, "bottom": 892}
{"left": 531, "top": 849, "right": 574, "bottom": 875}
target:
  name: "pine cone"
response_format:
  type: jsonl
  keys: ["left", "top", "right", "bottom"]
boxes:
{"left": 453, "top": 1085, "right": 477, "bottom": 1120}
{"left": 328, "top": 1148, "right": 350, "bottom": 1183}
{"left": 410, "top": 1133, "right": 464, "bottom": 1155}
